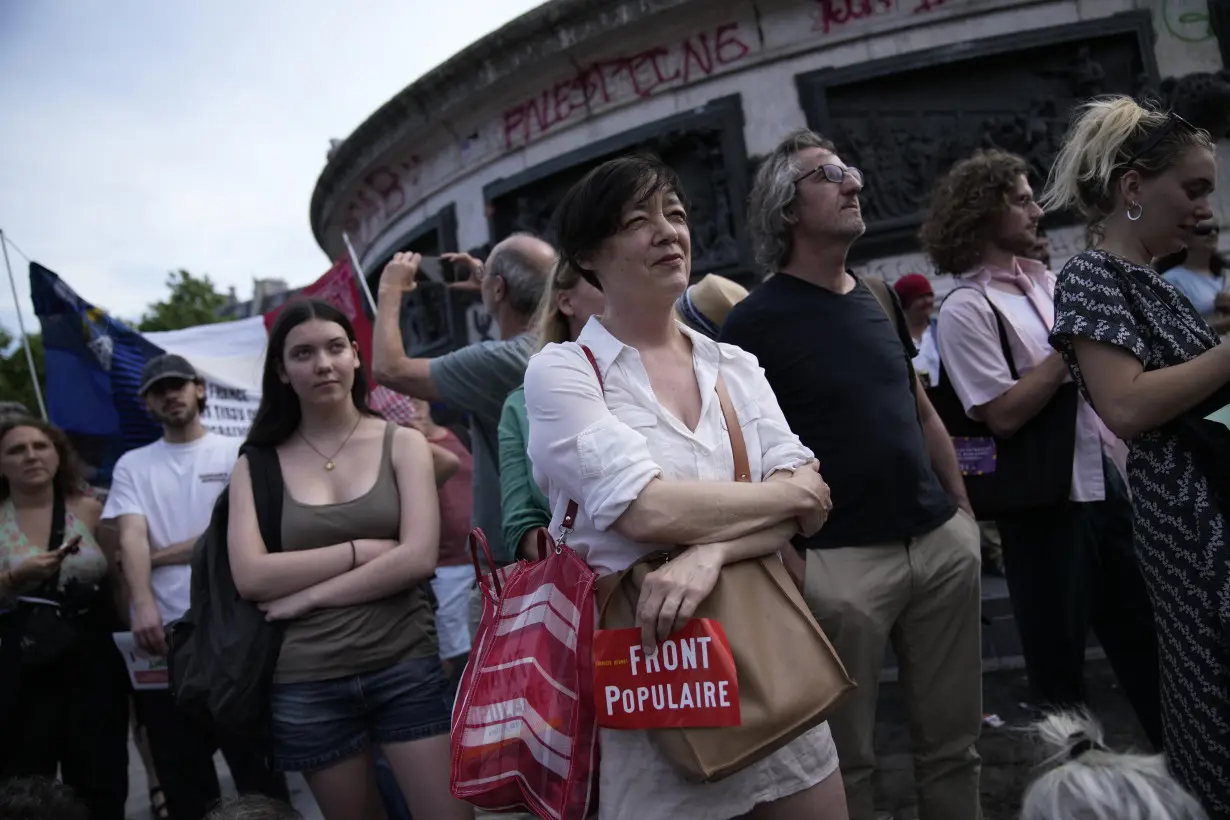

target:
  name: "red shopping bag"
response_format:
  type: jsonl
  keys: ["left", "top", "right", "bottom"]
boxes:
{"left": 450, "top": 525, "right": 600, "bottom": 819}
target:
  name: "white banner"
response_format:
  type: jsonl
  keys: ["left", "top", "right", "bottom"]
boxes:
{"left": 199, "top": 380, "right": 261, "bottom": 439}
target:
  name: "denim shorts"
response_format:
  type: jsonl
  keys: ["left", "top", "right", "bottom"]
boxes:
{"left": 269, "top": 656, "right": 452, "bottom": 772}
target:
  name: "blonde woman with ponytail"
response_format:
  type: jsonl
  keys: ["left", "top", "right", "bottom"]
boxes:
{"left": 1041, "top": 95, "right": 1229, "bottom": 816}
{"left": 497, "top": 259, "right": 604, "bottom": 560}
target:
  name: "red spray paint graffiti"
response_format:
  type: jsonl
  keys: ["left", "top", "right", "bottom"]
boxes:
{"left": 341, "top": 156, "right": 422, "bottom": 248}
{"left": 813, "top": 0, "right": 948, "bottom": 34}
{"left": 501, "top": 22, "right": 752, "bottom": 150}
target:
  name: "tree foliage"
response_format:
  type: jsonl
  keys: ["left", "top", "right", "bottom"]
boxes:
{"left": 138, "top": 270, "right": 231, "bottom": 333}
{"left": 0, "top": 327, "right": 45, "bottom": 417}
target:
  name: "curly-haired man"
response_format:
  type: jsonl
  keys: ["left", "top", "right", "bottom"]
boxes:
{"left": 919, "top": 149, "right": 1161, "bottom": 746}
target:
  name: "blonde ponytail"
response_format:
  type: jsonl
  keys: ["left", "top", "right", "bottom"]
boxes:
{"left": 1040, "top": 95, "right": 1213, "bottom": 227}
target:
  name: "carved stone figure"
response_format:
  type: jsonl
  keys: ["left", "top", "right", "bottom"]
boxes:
{"left": 807, "top": 31, "right": 1151, "bottom": 254}
{"left": 1160, "top": 70, "right": 1230, "bottom": 138}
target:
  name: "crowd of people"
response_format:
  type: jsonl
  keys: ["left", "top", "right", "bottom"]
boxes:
{"left": 0, "top": 91, "right": 1227, "bottom": 820}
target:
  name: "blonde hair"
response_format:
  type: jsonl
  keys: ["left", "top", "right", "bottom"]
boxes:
{"left": 534, "top": 257, "right": 588, "bottom": 348}
{"left": 1020, "top": 711, "right": 1207, "bottom": 820}
{"left": 1040, "top": 95, "right": 1214, "bottom": 229}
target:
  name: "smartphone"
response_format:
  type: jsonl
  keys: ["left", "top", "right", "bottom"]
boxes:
{"left": 417, "top": 256, "right": 447, "bottom": 284}
{"left": 58, "top": 534, "right": 83, "bottom": 557}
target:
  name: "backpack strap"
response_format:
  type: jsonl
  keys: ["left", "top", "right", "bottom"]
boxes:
{"left": 241, "top": 445, "right": 285, "bottom": 555}
{"left": 862, "top": 274, "right": 919, "bottom": 397}
{"left": 864, "top": 274, "right": 904, "bottom": 337}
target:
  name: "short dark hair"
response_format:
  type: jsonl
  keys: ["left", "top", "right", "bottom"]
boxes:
{"left": 0, "top": 417, "right": 89, "bottom": 501}
{"left": 204, "top": 795, "right": 303, "bottom": 820}
{"left": 920, "top": 149, "right": 1030, "bottom": 275}
{"left": 551, "top": 154, "right": 688, "bottom": 290}
{"left": 0, "top": 777, "right": 90, "bottom": 820}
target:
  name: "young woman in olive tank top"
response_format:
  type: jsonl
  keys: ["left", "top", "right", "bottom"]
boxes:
{"left": 228, "top": 299, "right": 472, "bottom": 820}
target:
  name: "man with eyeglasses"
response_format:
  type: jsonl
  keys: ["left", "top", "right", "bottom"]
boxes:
{"left": 372, "top": 234, "right": 553, "bottom": 634}
{"left": 722, "top": 129, "right": 982, "bottom": 820}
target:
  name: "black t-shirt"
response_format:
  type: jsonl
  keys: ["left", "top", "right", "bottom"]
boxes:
{"left": 720, "top": 273, "right": 955, "bottom": 548}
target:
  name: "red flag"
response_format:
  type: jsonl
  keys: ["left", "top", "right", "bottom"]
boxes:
{"left": 263, "top": 259, "right": 373, "bottom": 378}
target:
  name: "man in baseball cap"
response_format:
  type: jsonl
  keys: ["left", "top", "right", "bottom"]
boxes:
{"left": 105, "top": 353, "right": 289, "bottom": 815}
{"left": 138, "top": 353, "right": 201, "bottom": 396}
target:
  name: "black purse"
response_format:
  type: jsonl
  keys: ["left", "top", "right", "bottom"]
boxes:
{"left": 926, "top": 289, "right": 1080, "bottom": 519}
{"left": 0, "top": 489, "right": 100, "bottom": 668}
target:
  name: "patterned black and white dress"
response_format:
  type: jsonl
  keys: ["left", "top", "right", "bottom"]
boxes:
{"left": 1050, "top": 249, "right": 1230, "bottom": 817}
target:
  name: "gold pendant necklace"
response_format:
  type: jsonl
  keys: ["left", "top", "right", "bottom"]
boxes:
{"left": 299, "top": 415, "right": 363, "bottom": 471}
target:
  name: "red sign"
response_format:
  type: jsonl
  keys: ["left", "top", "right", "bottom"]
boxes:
{"left": 593, "top": 618, "right": 740, "bottom": 730}
{"left": 263, "top": 259, "right": 374, "bottom": 379}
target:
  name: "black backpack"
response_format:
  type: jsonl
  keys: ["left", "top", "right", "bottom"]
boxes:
{"left": 167, "top": 444, "right": 285, "bottom": 737}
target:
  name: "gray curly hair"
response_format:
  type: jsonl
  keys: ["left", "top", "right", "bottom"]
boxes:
{"left": 747, "top": 129, "right": 838, "bottom": 273}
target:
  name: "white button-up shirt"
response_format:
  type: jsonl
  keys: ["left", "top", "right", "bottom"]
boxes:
{"left": 523, "top": 317, "right": 814, "bottom": 577}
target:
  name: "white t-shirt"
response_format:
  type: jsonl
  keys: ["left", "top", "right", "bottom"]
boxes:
{"left": 103, "top": 433, "right": 241, "bottom": 623}
{"left": 911, "top": 322, "right": 941, "bottom": 387}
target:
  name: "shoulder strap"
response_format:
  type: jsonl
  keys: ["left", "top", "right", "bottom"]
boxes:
{"left": 556, "top": 345, "right": 606, "bottom": 543}
{"left": 714, "top": 377, "right": 751, "bottom": 483}
{"left": 862, "top": 274, "right": 919, "bottom": 397}
{"left": 49, "top": 486, "right": 66, "bottom": 551}
{"left": 937, "top": 287, "right": 1021, "bottom": 381}
{"left": 34, "top": 487, "right": 69, "bottom": 595}
{"left": 863, "top": 275, "right": 902, "bottom": 335}
{"left": 241, "top": 445, "right": 285, "bottom": 555}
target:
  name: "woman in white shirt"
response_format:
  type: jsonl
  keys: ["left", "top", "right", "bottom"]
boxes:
{"left": 523, "top": 155, "right": 846, "bottom": 820}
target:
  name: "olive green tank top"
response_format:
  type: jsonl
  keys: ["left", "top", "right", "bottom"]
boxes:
{"left": 274, "top": 422, "right": 437, "bottom": 684}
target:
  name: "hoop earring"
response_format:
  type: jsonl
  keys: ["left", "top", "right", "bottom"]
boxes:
{"left": 1126, "top": 201, "right": 1143, "bottom": 222}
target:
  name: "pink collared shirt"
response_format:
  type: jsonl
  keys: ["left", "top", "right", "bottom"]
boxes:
{"left": 935, "top": 258, "right": 1126, "bottom": 503}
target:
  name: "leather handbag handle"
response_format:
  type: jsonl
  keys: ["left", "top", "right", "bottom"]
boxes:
{"left": 715, "top": 376, "right": 751, "bottom": 484}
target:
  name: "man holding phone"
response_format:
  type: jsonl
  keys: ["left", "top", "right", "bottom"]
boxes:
{"left": 102, "top": 354, "right": 287, "bottom": 820}
{"left": 372, "top": 235, "right": 552, "bottom": 579}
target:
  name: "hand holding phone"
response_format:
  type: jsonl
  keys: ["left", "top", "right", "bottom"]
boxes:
{"left": 58, "top": 534, "right": 83, "bottom": 557}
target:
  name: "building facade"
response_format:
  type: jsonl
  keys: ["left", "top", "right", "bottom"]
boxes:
{"left": 311, "top": 0, "right": 1229, "bottom": 352}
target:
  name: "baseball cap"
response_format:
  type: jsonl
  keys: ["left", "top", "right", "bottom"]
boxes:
{"left": 139, "top": 354, "right": 200, "bottom": 396}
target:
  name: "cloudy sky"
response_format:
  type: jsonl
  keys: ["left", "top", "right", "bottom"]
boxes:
{"left": 0, "top": 0, "right": 543, "bottom": 337}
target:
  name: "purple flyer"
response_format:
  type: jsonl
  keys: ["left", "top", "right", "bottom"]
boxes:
{"left": 953, "top": 436, "right": 997, "bottom": 476}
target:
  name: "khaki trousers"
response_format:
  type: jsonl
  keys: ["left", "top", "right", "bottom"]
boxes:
{"left": 804, "top": 510, "right": 984, "bottom": 820}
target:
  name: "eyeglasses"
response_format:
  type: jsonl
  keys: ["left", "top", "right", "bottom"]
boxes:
{"left": 1123, "top": 111, "right": 1197, "bottom": 168}
{"left": 794, "top": 163, "right": 864, "bottom": 187}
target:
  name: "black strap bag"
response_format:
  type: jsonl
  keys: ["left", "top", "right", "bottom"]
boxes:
{"left": 167, "top": 444, "right": 286, "bottom": 737}
{"left": 0, "top": 488, "right": 101, "bottom": 669}
{"left": 926, "top": 289, "right": 1080, "bottom": 519}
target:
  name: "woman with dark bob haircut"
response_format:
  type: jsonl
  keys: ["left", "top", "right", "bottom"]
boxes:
{"left": 228, "top": 299, "right": 472, "bottom": 820}
{"left": 522, "top": 155, "right": 846, "bottom": 819}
